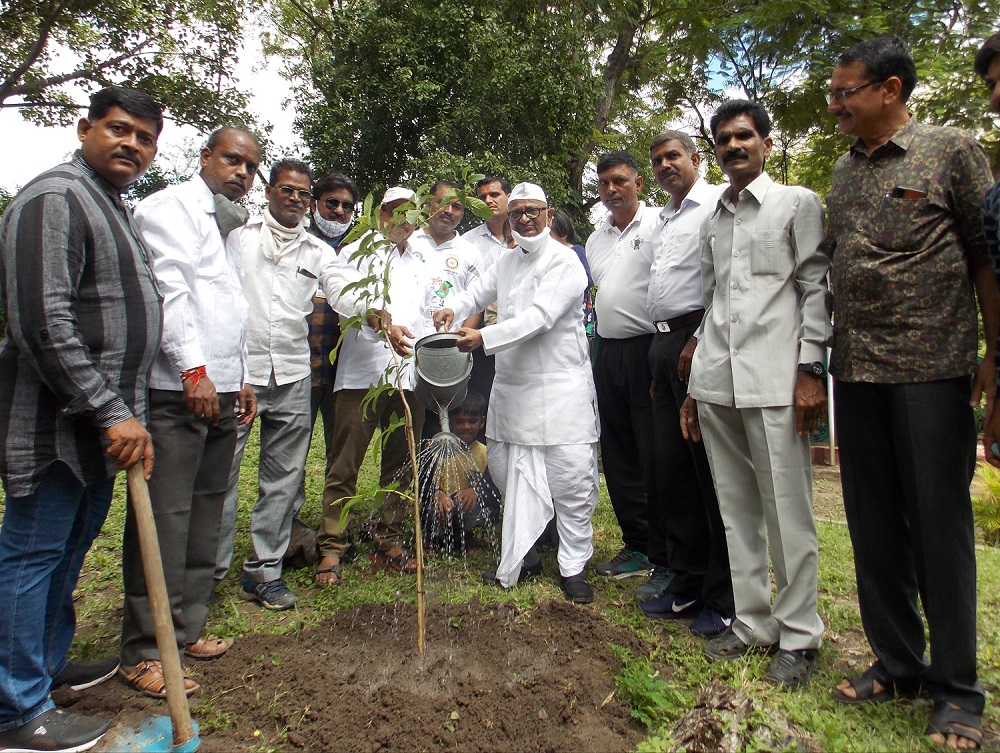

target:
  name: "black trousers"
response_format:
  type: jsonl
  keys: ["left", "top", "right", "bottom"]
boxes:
{"left": 592, "top": 334, "right": 654, "bottom": 553}
{"left": 647, "top": 328, "right": 734, "bottom": 614}
{"left": 835, "top": 378, "right": 984, "bottom": 714}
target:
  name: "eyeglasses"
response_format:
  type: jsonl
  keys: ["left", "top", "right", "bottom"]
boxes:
{"left": 508, "top": 206, "right": 547, "bottom": 222}
{"left": 277, "top": 185, "right": 313, "bottom": 201}
{"left": 322, "top": 198, "right": 356, "bottom": 213}
{"left": 825, "top": 79, "right": 886, "bottom": 104}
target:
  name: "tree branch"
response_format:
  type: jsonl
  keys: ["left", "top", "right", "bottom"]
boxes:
{"left": 5, "top": 39, "right": 153, "bottom": 98}
{"left": 0, "top": 0, "right": 70, "bottom": 104}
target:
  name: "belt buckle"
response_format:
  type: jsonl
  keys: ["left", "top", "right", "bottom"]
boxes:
{"left": 656, "top": 321, "right": 671, "bottom": 333}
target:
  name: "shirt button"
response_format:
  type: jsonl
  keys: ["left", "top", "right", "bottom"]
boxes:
{"left": 731, "top": 282, "right": 738, "bottom": 289}
{"left": 731, "top": 315, "right": 738, "bottom": 322}
{"left": 734, "top": 251, "right": 740, "bottom": 257}
{"left": 735, "top": 219, "right": 741, "bottom": 225}
{"left": 852, "top": 328, "right": 859, "bottom": 335}
{"left": 733, "top": 350, "right": 739, "bottom": 357}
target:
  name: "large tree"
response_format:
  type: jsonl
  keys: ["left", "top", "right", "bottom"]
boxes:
{"left": 269, "top": 0, "right": 998, "bottom": 213}
{"left": 1, "top": 0, "right": 252, "bottom": 129}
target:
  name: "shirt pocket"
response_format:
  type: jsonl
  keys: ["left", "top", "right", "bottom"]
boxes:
{"left": 662, "top": 228, "right": 701, "bottom": 269}
{"left": 872, "top": 196, "right": 943, "bottom": 255}
{"left": 750, "top": 229, "right": 792, "bottom": 276}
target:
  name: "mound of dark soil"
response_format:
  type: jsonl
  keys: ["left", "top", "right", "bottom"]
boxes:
{"left": 61, "top": 600, "right": 647, "bottom": 752}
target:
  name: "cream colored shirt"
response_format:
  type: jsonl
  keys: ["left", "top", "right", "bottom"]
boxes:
{"left": 689, "top": 173, "right": 831, "bottom": 408}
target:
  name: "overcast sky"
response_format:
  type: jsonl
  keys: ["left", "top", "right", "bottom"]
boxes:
{"left": 0, "top": 28, "right": 300, "bottom": 193}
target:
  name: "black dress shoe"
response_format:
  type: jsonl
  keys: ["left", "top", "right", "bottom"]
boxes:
{"left": 481, "top": 560, "right": 543, "bottom": 587}
{"left": 561, "top": 573, "right": 593, "bottom": 604}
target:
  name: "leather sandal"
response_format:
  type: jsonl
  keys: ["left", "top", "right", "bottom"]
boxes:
{"left": 926, "top": 701, "right": 983, "bottom": 750}
{"left": 184, "top": 634, "right": 234, "bottom": 661}
{"left": 313, "top": 557, "right": 343, "bottom": 586}
{"left": 832, "top": 662, "right": 920, "bottom": 705}
{"left": 370, "top": 548, "right": 418, "bottom": 574}
{"left": 119, "top": 660, "right": 199, "bottom": 699}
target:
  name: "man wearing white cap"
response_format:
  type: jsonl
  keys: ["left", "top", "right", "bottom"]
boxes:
{"left": 315, "top": 187, "right": 431, "bottom": 582}
{"left": 434, "top": 182, "right": 600, "bottom": 603}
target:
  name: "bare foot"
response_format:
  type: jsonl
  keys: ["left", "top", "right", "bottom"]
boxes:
{"left": 313, "top": 555, "right": 342, "bottom": 586}
{"left": 835, "top": 676, "right": 885, "bottom": 700}
{"left": 929, "top": 731, "right": 980, "bottom": 750}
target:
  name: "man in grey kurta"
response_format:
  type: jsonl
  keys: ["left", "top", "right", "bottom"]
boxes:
{"left": 681, "top": 99, "right": 831, "bottom": 688}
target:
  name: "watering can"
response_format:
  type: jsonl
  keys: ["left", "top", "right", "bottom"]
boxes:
{"left": 413, "top": 330, "right": 473, "bottom": 447}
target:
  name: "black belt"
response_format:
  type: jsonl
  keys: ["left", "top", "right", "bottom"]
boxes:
{"left": 654, "top": 309, "right": 704, "bottom": 333}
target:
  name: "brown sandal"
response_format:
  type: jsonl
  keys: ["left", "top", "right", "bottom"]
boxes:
{"left": 184, "top": 634, "right": 234, "bottom": 660}
{"left": 119, "top": 660, "right": 199, "bottom": 699}
{"left": 313, "top": 557, "right": 343, "bottom": 586}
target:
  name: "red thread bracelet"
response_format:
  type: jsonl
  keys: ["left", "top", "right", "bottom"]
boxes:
{"left": 180, "top": 365, "right": 207, "bottom": 390}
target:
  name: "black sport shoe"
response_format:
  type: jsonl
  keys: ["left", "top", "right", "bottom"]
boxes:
{"left": 0, "top": 708, "right": 111, "bottom": 753}
{"left": 561, "top": 574, "right": 594, "bottom": 604}
{"left": 765, "top": 649, "right": 818, "bottom": 688}
{"left": 52, "top": 658, "right": 120, "bottom": 692}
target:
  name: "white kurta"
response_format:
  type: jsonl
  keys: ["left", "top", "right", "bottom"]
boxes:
{"left": 448, "top": 236, "right": 599, "bottom": 585}
{"left": 334, "top": 233, "right": 432, "bottom": 392}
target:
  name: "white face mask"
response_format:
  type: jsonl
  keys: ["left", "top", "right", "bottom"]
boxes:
{"left": 512, "top": 226, "right": 551, "bottom": 253}
{"left": 313, "top": 212, "right": 352, "bottom": 240}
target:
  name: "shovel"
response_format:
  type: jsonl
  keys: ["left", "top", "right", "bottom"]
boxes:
{"left": 105, "top": 465, "right": 200, "bottom": 752}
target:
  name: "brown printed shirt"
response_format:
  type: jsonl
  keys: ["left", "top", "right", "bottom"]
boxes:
{"left": 826, "top": 117, "right": 993, "bottom": 383}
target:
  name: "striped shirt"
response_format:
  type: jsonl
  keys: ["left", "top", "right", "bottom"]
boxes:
{"left": 0, "top": 152, "right": 163, "bottom": 497}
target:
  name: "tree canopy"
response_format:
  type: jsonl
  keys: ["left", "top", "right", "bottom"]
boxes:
{"left": 1, "top": 0, "right": 253, "bottom": 129}
{"left": 268, "top": 0, "right": 999, "bottom": 214}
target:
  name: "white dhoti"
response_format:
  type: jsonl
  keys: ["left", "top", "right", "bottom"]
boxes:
{"left": 488, "top": 440, "right": 599, "bottom": 587}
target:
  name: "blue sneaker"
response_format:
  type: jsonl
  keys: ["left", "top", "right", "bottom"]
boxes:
{"left": 639, "top": 591, "right": 702, "bottom": 619}
{"left": 240, "top": 576, "right": 297, "bottom": 611}
{"left": 689, "top": 606, "right": 734, "bottom": 637}
{"left": 594, "top": 548, "right": 651, "bottom": 579}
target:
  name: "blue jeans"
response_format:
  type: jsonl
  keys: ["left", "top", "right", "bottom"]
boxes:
{"left": 0, "top": 462, "right": 114, "bottom": 730}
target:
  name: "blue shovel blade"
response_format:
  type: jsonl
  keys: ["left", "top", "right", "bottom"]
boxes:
{"left": 103, "top": 716, "right": 200, "bottom": 752}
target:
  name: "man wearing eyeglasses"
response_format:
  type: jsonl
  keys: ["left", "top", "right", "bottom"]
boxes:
{"left": 824, "top": 36, "right": 995, "bottom": 748}
{"left": 121, "top": 125, "right": 261, "bottom": 697}
{"left": 434, "top": 183, "right": 600, "bottom": 604}
{"left": 217, "top": 160, "right": 369, "bottom": 606}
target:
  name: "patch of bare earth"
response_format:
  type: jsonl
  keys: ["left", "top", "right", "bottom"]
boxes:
{"left": 60, "top": 600, "right": 647, "bottom": 753}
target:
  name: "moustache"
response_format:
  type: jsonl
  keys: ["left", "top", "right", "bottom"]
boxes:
{"left": 658, "top": 168, "right": 680, "bottom": 180}
{"left": 723, "top": 150, "right": 750, "bottom": 164}
{"left": 110, "top": 150, "right": 139, "bottom": 166}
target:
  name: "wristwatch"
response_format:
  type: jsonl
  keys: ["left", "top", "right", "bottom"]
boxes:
{"left": 797, "top": 361, "right": 826, "bottom": 379}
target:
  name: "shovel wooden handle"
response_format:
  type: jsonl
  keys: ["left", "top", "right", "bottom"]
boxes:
{"left": 126, "top": 464, "right": 196, "bottom": 747}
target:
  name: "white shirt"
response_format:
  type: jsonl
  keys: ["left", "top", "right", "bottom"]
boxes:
{"left": 411, "top": 229, "right": 483, "bottom": 315}
{"left": 648, "top": 179, "right": 724, "bottom": 323}
{"left": 463, "top": 222, "right": 509, "bottom": 270}
{"left": 585, "top": 201, "right": 659, "bottom": 338}
{"left": 448, "top": 237, "right": 599, "bottom": 446}
{"left": 135, "top": 176, "right": 248, "bottom": 392}
{"left": 236, "top": 216, "right": 363, "bottom": 386}
{"left": 333, "top": 234, "right": 432, "bottom": 391}
{"left": 689, "top": 173, "right": 831, "bottom": 408}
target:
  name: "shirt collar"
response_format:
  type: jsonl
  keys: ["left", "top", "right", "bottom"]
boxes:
{"left": 848, "top": 114, "right": 917, "bottom": 158}
{"left": 599, "top": 200, "right": 648, "bottom": 233}
{"left": 660, "top": 178, "right": 716, "bottom": 220}
{"left": 72, "top": 150, "right": 125, "bottom": 201}
{"left": 719, "top": 172, "right": 773, "bottom": 210}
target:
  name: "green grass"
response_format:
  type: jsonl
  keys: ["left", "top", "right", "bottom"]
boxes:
{"left": 0, "top": 426, "right": 998, "bottom": 751}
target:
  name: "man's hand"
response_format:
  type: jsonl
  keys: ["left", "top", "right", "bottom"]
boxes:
{"left": 183, "top": 374, "right": 220, "bottom": 426}
{"left": 106, "top": 417, "right": 154, "bottom": 479}
{"left": 971, "top": 356, "right": 995, "bottom": 413}
{"left": 368, "top": 308, "right": 392, "bottom": 333}
{"left": 794, "top": 371, "right": 827, "bottom": 437}
{"left": 678, "top": 336, "right": 698, "bottom": 383}
{"left": 453, "top": 487, "right": 478, "bottom": 514}
{"left": 236, "top": 384, "right": 257, "bottom": 426}
{"left": 433, "top": 308, "right": 455, "bottom": 331}
{"left": 680, "top": 396, "right": 701, "bottom": 442}
{"left": 387, "top": 324, "right": 416, "bottom": 355}
{"left": 454, "top": 327, "right": 484, "bottom": 353}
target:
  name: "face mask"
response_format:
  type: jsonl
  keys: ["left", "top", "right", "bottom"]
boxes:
{"left": 213, "top": 194, "right": 249, "bottom": 237}
{"left": 512, "top": 226, "right": 551, "bottom": 253}
{"left": 313, "top": 212, "right": 352, "bottom": 241}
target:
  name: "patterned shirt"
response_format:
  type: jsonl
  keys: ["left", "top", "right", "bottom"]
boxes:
{"left": 826, "top": 118, "right": 993, "bottom": 383}
{"left": 982, "top": 179, "right": 1000, "bottom": 392}
{"left": 0, "top": 152, "right": 164, "bottom": 496}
